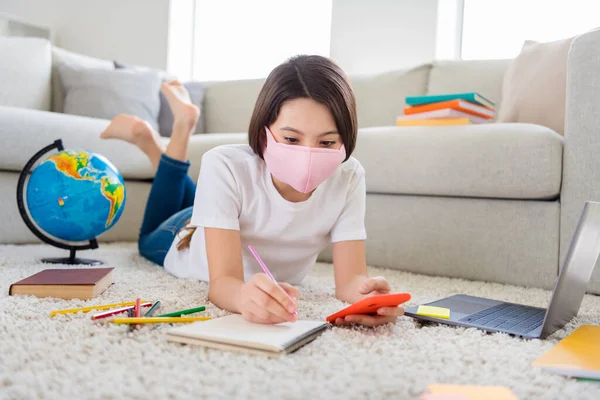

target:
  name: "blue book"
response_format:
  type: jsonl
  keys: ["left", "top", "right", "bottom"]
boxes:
{"left": 406, "top": 92, "right": 495, "bottom": 108}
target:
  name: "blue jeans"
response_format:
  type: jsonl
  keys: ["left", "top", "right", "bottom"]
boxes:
{"left": 138, "top": 154, "right": 196, "bottom": 266}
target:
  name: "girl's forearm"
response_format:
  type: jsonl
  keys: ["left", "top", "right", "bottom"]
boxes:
{"left": 208, "top": 276, "right": 245, "bottom": 313}
{"left": 335, "top": 274, "right": 369, "bottom": 304}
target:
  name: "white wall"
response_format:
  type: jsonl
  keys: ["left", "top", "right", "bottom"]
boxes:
{"left": 0, "top": 0, "right": 170, "bottom": 69}
{"left": 1, "top": 0, "right": 444, "bottom": 78}
{"left": 330, "top": 0, "right": 438, "bottom": 76}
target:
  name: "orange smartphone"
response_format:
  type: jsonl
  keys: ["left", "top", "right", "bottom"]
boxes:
{"left": 326, "top": 293, "right": 411, "bottom": 323}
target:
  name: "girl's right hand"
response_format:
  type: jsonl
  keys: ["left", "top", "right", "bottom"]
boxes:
{"left": 239, "top": 273, "right": 299, "bottom": 324}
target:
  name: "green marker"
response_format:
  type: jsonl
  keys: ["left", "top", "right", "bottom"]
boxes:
{"left": 157, "top": 306, "right": 206, "bottom": 318}
{"left": 577, "top": 378, "right": 600, "bottom": 382}
{"left": 144, "top": 301, "right": 161, "bottom": 317}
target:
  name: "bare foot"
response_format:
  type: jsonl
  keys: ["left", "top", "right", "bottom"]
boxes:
{"left": 161, "top": 81, "right": 200, "bottom": 133}
{"left": 100, "top": 114, "right": 164, "bottom": 169}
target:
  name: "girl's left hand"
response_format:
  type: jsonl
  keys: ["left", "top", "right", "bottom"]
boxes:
{"left": 334, "top": 276, "right": 405, "bottom": 327}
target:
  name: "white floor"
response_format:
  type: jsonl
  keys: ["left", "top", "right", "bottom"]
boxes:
{"left": 1, "top": 243, "right": 599, "bottom": 400}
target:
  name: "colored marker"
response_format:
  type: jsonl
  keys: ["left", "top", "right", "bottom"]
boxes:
{"left": 144, "top": 301, "right": 161, "bottom": 317}
{"left": 134, "top": 298, "right": 142, "bottom": 330}
{"left": 127, "top": 308, "right": 135, "bottom": 333}
{"left": 51, "top": 300, "right": 151, "bottom": 316}
{"left": 134, "top": 298, "right": 141, "bottom": 318}
{"left": 156, "top": 306, "right": 206, "bottom": 318}
{"left": 112, "top": 317, "right": 211, "bottom": 325}
{"left": 90, "top": 302, "right": 152, "bottom": 320}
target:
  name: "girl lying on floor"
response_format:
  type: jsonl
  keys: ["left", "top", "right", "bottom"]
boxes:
{"left": 100, "top": 55, "right": 404, "bottom": 327}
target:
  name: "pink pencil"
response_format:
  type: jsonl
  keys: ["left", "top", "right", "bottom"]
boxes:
{"left": 247, "top": 245, "right": 297, "bottom": 316}
{"left": 90, "top": 302, "right": 152, "bottom": 320}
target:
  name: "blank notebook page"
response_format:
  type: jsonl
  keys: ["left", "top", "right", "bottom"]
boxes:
{"left": 167, "top": 314, "right": 327, "bottom": 352}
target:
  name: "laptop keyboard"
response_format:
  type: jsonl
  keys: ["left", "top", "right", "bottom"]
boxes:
{"left": 458, "top": 303, "right": 545, "bottom": 335}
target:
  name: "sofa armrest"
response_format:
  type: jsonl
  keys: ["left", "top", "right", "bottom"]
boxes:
{"left": 560, "top": 28, "right": 600, "bottom": 263}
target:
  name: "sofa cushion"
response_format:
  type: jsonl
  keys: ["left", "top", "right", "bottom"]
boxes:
{"left": 496, "top": 37, "right": 574, "bottom": 136}
{"left": 51, "top": 47, "right": 115, "bottom": 113}
{"left": 350, "top": 64, "right": 431, "bottom": 128}
{"left": 427, "top": 59, "right": 510, "bottom": 115}
{"left": 202, "top": 78, "right": 266, "bottom": 133}
{"left": 0, "top": 37, "right": 52, "bottom": 111}
{"left": 57, "top": 65, "right": 162, "bottom": 131}
{"left": 201, "top": 64, "right": 432, "bottom": 133}
{"left": 352, "top": 123, "right": 563, "bottom": 199}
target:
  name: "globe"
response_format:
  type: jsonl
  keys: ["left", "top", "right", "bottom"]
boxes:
{"left": 25, "top": 149, "right": 126, "bottom": 242}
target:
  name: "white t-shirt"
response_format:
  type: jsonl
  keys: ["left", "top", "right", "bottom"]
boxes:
{"left": 163, "top": 144, "right": 366, "bottom": 285}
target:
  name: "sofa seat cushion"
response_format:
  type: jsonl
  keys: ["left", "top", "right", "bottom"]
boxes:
{"left": 353, "top": 123, "right": 563, "bottom": 199}
{"left": 0, "top": 107, "right": 563, "bottom": 199}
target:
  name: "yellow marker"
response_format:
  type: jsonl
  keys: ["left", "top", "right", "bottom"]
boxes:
{"left": 50, "top": 301, "right": 152, "bottom": 316}
{"left": 112, "top": 317, "right": 211, "bottom": 324}
{"left": 416, "top": 305, "right": 450, "bottom": 319}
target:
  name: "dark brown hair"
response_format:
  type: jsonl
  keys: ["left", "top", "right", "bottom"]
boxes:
{"left": 249, "top": 54, "right": 357, "bottom": 161}
{"left": 178, "top": 55, "right": 357, "bottom": 251}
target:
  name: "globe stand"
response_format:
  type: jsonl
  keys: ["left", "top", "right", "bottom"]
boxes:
{"left": 42, "top": 248, "right": 102, "bottom": 266}
{"left": 16, "top": 139, "right": 103, "bottom": 266}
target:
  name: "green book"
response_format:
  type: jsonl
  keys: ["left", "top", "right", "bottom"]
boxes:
{"left": 406, "top": 92, "right": 495, "bottom": 108}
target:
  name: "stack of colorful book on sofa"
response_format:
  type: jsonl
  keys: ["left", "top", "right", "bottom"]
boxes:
{"left": 396, "top": 92, "right": 495, "bottom": 126}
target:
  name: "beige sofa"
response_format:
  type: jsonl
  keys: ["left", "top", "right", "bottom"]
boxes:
{"left": 1, "top": 34, "right": 598, "bottom": 294}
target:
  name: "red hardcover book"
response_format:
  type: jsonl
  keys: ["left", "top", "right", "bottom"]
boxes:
{"left": 9, "top": 268, "right": 114, "bottom": 300}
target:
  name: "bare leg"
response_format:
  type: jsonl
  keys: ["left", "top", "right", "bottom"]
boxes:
{"left": 161, "top": 80, "right": 200, "bottom": 162}
{"left": 100, "top": 115, "right": 165, "bottom": 169}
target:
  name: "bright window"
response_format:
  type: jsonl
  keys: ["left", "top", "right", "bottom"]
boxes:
{"left": 192, "top": 0, "right": 333, "bottom": 81}
{"left": 461, "top": 0, "right": 600, "bottom": 60}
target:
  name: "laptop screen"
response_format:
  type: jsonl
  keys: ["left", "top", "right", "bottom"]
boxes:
{"left": 541, "top": 201, "right": 600, "bottom": 338}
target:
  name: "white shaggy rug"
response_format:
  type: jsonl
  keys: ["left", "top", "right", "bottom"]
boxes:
{"left": 1, "top": 243, "right": 600, "bottom": 400}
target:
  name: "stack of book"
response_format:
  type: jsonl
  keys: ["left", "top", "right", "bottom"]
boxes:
{"left": 396, "top": 92, "right": 495, "bottom": 126}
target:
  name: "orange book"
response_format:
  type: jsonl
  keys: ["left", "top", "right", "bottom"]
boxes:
{"left": 396, "top": 118, "right": 474, "bottom": 127}
{"left": 404, "top": 99, "right": 495, "bottom": 119}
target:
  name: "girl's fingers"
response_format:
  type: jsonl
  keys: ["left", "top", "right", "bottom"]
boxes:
{"left": 278, "top": 282, "right": 300, "bottom": 301}
{"left": 360, "top": 276, "right": 391, "bottom": 294}
{"left": 254, "top": 292, "right": 295, "bottom": 323}
{"left": 247, "top": 297, "right": 288, "bottom": 324}
{"left": 254, "top": 274, "right": 297, "bottom": 313}
{"left": 344, "top": 314, "right": 397, "bottom": 327}
{"left": 376, "top": 306, "right": 405, "bottom": 317}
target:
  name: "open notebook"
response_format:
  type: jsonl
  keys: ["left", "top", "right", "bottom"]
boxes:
{"left": 166, "top": 314, "right": 329, "bottom": 357}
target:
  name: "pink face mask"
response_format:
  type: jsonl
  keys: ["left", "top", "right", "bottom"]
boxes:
{"left": 262, "top": 127, "right": 346, "bottom": 193}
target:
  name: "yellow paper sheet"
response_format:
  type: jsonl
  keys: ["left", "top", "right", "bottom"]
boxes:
{"left": 417, "top": 305, "right": 450, "bottom": 319}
